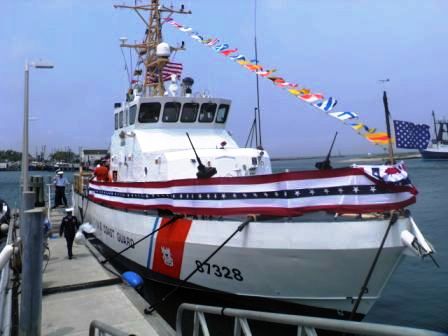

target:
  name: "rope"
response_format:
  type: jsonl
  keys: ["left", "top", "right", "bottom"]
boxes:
{"left": 144, "top": 216, "right": 253, "bottom": 315}
{"left": 349, "top": 211, "right": 398, "bottom": 320}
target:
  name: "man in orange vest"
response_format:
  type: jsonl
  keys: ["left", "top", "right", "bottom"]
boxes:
{"left": 94, "top": 162, "right": 109, "bottom": 182}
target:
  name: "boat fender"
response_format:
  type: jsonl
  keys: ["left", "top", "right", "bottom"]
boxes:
{"left": 79, "top": 222, "right": 96, "bottom": 234}
{"left": 401, "top": 230, "right": 421, "bottom": 256}
{"left": 410, "top": 217, "right": 434, "bottom": 254}
{"left": 122, "top": 271, "right": 143, "bottom": 289}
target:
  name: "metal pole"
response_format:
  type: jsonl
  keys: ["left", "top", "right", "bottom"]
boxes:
{"left": 432, "top": 110, "right": 438, "bottom": 148}
{"left": 254, "top": 0, "right": 262, "bottom": 149}
{"left": 21, "top": 62, "right": 30, "bottom": 193}
{"left": 382, "top": 91, "right": 395, "bottom": 164}
{"left": 19, "top": 207, "right": 44, "bottom": 336}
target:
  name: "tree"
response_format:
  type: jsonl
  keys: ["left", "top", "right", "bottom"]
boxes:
{"left": 0, "top": 150, "right": 22, "bottom": 162}
{"left": 49, "top": 150, "right": 79, "bottom": 162}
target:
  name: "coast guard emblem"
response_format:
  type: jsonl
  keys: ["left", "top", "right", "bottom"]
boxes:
{"left": 161, "top": 246, "right": 174, "bottom": 267}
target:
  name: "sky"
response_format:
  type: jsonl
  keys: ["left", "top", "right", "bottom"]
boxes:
{"left": 0, "top": 0, "right": 447, "bottom": 158}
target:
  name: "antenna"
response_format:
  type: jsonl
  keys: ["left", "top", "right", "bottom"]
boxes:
{"left": 186, "top": 132, "right": 217, "bottom": 179}
{"left": 253, "top": 0, "right": 263, "bottom": 149}
{"left": 114, "top": 1, "right": 191, "bottom": 97}
{"left": 119, "top": 37, "right": 131, "bottom": 85}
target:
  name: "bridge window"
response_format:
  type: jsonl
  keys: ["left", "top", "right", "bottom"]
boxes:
{"left": 119, "top": 111, "right": 123, "bottom": 128}
{"left": 216, "top": 104, "right": 229, "bottom": 123}
{"left": 199, "top": 103, "right": 217, "bottom": 123}
{"left": 162, "top": 102, "right": 181, "bottom": 122}
{"left": 129, "top": 105, "right": 137, "bottom": 125}
{"left": 139, "top": 102, "right": 161, "bottom": 123}
{"left": 114, "top": 113, "right": 119, "bottom": 130}
{"left": 181, "top": 103, "right": 199, "bottom": 122}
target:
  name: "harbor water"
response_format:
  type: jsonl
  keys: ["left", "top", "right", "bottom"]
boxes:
{"left": 1, "top": 158, "right": 446, "bottom": 332}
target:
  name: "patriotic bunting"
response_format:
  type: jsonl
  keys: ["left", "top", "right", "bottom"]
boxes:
{"left": 162, "top": 18, "right": 390, "bottom": 146}
{"left": 88, "top": 166, "right": 417, "bottom": 217}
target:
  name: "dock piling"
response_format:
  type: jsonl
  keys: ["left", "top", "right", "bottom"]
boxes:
{"left": 19, "top": 207, "right": 44, "bottom": 336}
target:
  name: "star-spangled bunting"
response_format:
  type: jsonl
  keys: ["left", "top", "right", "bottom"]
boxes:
{"left": 88, "top": 166, "right": 417, "bottom": 217}
{"left": 393, "top": 120, "right": 431, "bottom": 149}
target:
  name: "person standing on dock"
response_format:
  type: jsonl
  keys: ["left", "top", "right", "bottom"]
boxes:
{"left": 59, "top": 208, "right": 79, "bottom": 259}
{"left": 52, "top": 170, "right": 69, "bottom": 208}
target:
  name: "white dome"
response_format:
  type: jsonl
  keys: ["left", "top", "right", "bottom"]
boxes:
{"left": 156, "top": 42, "right": 170, "bottom": 57}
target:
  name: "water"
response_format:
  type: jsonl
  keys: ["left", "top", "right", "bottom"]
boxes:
{"left": 1, "top": 159, "right": 447, "bottom": 332}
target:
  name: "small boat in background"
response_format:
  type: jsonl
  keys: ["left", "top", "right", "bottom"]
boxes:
{"left": 420, "top": 111, "right": 448, "bottom": 160}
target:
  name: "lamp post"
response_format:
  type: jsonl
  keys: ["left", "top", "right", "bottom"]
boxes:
{"left": 20, "top": 60, "right": 54, "bottom": 336}
{"left": 21, "top": 60, "right": 54, "bottom": 193}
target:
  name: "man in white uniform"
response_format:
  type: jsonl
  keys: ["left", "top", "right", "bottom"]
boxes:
{"left": 52, "top": 171, "right": 69, "bottom": 208}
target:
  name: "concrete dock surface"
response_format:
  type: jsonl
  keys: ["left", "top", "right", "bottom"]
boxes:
{"left": 41, "top": 236, "right": 175, "bottom": 336}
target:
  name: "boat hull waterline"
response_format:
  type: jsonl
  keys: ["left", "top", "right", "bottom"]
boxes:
{"left": 420, "top": 147, "right": 448, "bottom": 160}
{"left": 75, "top": 193, "right": 418, "bottom": 316}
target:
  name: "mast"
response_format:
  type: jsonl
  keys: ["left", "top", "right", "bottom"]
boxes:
{"left": 114, "top": 1, "right": 190, "bottom": 97}
{"left": 253, "top": 0, "right": 263, "bottom": 149}
{"left": 432, "top": 110, "right": 438, "bottom": 142}
{"left": 382, "top": 90, "right": 395, "bottom": 164}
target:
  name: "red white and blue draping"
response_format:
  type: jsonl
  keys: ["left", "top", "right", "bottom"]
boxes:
{"left": 88, "top": 165, "right": 416, "bottom": 217}
{"left": 162, "top": 17, "right": 390, "bottom": 146}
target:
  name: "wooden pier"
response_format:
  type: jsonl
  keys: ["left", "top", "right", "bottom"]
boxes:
{"left": 41, "top": 235, "right": 174, "bottom": 335}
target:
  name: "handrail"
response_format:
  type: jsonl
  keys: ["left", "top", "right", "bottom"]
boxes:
{"left": 0, "top": 245, "right": 13, "bottom": 272}
{"left": 46, "top": 182, "right": 73, "bottom": 209}
{"left": 0, "top": 210, "right": 17, "bottom": 336}
{"left": 176, "top": 303, "right": 447, "bottom": 336}
{"left": 47, "top": 183, "right": 52, "bottom": 219}
{"left": 89, "top": 320, "right": 132, "bottom": 336}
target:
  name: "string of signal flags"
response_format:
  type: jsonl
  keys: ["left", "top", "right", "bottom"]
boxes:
{"left": 162, "top": 17, "right": 391, "bottom": 146}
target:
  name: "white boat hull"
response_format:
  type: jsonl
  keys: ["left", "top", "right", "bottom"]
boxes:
{"left": 75, "top": 193, "right": 414, "bottom": 316}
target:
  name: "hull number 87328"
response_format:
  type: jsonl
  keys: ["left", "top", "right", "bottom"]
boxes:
{"left": 195, "top": 260, "right": 244, "bottom": 281}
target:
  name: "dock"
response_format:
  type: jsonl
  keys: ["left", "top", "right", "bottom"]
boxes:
{"left": 41, "top": 235, "right": 175, "bottom": 335}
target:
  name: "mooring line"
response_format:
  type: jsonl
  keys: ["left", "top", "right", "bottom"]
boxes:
{"left": 144, "top": 216, "right": 253, "bottom": 315}
{"left": 349, "top": 211, "right": 398, "bottom": 320}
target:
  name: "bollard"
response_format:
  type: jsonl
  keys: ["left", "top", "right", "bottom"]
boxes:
{"left": 19, "top": 207, "right": 44, "bottom": 336}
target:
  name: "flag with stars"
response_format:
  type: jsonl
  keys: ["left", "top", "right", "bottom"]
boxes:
{"left": 393, "top": 120, "right": 431, "bottom": 149}
{"left": 88, "top": 166, "right": 417, "bottom": 217}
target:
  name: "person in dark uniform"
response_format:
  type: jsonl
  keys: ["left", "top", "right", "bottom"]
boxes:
{"left": 59, "top": 208, "right": 79, "bottom": 259}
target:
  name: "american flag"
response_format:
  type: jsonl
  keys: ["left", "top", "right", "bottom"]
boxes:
{"left": 146, "top": 62, "right": 183, "bottom": 83}
{"left": 393, "top": 120, "right": 431, "bottom": 149}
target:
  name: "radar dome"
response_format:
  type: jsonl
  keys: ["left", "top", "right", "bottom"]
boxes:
{"left": 156, "top": 42, "right": 171, "bottom": 57}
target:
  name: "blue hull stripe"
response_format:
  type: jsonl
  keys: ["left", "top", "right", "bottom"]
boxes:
{"left": 146, "top": 216, "right": 159, "bottom": 269}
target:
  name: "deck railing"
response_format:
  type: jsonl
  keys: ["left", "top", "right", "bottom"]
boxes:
{"left": 0, "top": 210, "right": 17, "bottom": 336}
{"left": 176, "top": 303, "right": 447, "bottom": 336}
{"left": 89, "top": 320, "right": 132, "bottom": 336}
